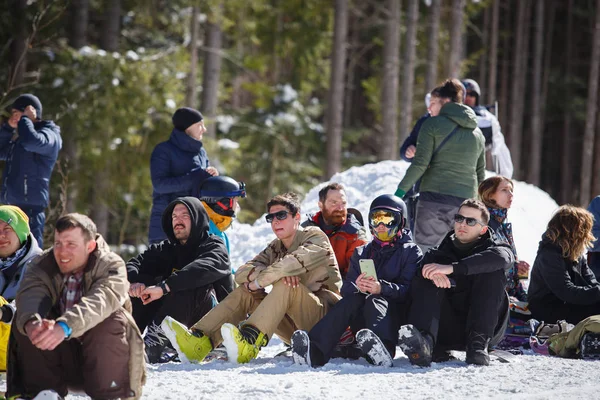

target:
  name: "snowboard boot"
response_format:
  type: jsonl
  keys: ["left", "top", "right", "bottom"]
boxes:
{"left": 291, "top": 330, "right": 312, "bottom": 366}
{"left": 431, "top": 348, "right": 457, "bottom": 363}
{"left": 161, "top": 316, "right": 213, "bottom": 363}
{"left": 221, "top": 323, "right": 268, "bottom": 364}
{"left": 398, "top": 324, "right": 433, "bottom": 367}
{"left": 144, "top": 321, "right": 170, "bottom": 364}
{"left": 466, "top": 331, "right": 491, "bottom": 366}
{"left": 355, "top": 329, "right": 393, "bottom": 367}
{"left": 580, "top": 333, "right": 600, "bottom": 360}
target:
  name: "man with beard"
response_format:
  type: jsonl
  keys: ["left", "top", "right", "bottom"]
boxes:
{"left": 302, "top": 183, "right": 367, "bottom": 278}
{"left": 127, "top": 197, "right": 232, "bottom": 363}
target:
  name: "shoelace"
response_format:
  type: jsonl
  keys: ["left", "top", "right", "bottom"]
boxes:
{"left": 144, "top": 322, "right": 169, "bottom": 347}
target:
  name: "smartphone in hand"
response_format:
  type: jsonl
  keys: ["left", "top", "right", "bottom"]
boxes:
{"left": 359, "top": 259, "right": 378, "bottom": 281}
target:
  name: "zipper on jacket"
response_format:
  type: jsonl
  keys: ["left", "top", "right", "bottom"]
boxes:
{"left": 24, "top": 174, "right": 28, "bottom": 202}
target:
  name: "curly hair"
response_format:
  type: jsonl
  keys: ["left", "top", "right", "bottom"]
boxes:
{"left": 478, "top": 176, "right": 514, "bottom": 209}
{"left": 546, "top": 205, "right": 595, "bottom": 261}
{"left": 430, "top": 78, "right": 464, "bottom": 104}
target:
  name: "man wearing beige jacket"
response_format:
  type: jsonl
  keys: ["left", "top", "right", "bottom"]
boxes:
{"left": 6, "top": 213, "right": 145, "bottom": 400}
{"left": 162, "top": 192, "right": 342, "bottom": 364}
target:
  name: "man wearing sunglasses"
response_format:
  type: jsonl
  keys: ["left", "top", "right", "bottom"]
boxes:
{"left": 161, "top": 192, "right": 342, "bottom": 364}
{"left": 126, "top": 197, "right": 232, "bottom": 363}
{"left": 302, "top": 183, "right": 367, "bottom": 278}
{"left": 398, "top": 199, "right": 513, "bottom": 367}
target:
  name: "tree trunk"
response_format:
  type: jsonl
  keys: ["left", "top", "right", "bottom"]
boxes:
{"left": 508, "top": 0, "right": 531, "bottom": 180}
{"left": 8, "top": 0, "right": 28, "bottom": 89}
{"left": 499, "top": 0, "right": 511, "bottom": 126}
{"left": 449, "top": 0, "right": 466, "bottom": 78}
{"left": 527, "top": 0, "right": 544, "bottom": 186}
{"left": 94, "top": 0, "right": 122, "bottom": 236}
{"left": 561, "top": 0, "right": 574, "bottom": 204}
{"left": 325, "top": 0, "right": 349, "bottom": 178}
{"left": 201, "top": 2, "right": 223, "bottom": 139}
{"left": 99, "top": 0, "right": 121, "bottom": 52}
{"left": 399, "top": 0, "right": 418, "bottom": 144}
{"left": 478, "top": 6, "right": 490, "bottom": 104}
{"left": 68, "top": 0, "right": 89, "bottom": 49}
{"left": 580, "top": 0, "right": 600, "bottom": 206}
{"left": 487, "top": 0, "right": 499, "bottom": 106}
{"left": 185, "top": 6, "right": 200, "bottom": 108}
{"left": 425, "top": 0, "right": 441, "bottom": 91}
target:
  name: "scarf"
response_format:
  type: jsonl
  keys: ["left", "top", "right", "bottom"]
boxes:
{"left": 0, "top": 242, "right": 28, "bottom": 272}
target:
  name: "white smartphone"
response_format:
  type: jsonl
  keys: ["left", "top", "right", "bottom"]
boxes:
{"left": 359, "top": 259, "right": 378, "bottom": 281}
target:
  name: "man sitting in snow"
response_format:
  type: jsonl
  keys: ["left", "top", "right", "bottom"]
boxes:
{"left": 7, "top": 213, "right": 145, "bottom": 399}
{"left": 161, "top": 192, "right": 342, "bottom": 364}
{"left": 127, "top": 197, "right": 232, "bottom": 363}
{"left": 398, "top": 199, "right": 513, "bottom": 367}
{"left": 302, "top": 183, "right": 367, "bottom": 278}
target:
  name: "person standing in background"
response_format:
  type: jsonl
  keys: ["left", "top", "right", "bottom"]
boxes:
{"left": 148, "top": 107, "right": 218, "bottom": 244}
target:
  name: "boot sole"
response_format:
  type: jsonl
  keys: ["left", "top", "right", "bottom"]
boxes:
{"left": 291, "top": 330, "right": 311, "bottom": 366}
{"left": 161, "top": 317, "right": 191, "bottom": 364}
{"left": 221, "top": 323, "right": 242, "bottom": 364}
{"left": 356, "top": 329, "right": 393, "bottom": 367}
{"left": 398, "top": 324, "right": 431, "bottom": 367}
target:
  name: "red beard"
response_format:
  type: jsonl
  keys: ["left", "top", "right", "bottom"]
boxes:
{"left": 322, "top": 209, "right": 347, "bottom": 226}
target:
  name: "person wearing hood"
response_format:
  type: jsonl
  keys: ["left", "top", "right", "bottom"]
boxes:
{"left": 394, "top": 79, "right": 486, "bottom": 254}
{"left": 528, "top": 205, "right": 600, "bottom": 325}
{"left": 398, "top": 199, "right": 513, "bottom": 367}
{"left": 127, "top": 196, "right": 232, "bottom": 363}
{"left": 0, "top": 94, "right": 62, "bottom": 247}
{"left": 0, "top": 205, "right": 42, "bottom": 371}
{"left": 302, "top": 183, "right": 368, "bottom": 278}
{"left": 291, "top": 195, "right": 422, "bottom": 368}
{"left": 6, "top": 213, "right": 145, "bottom": 399}
{"left": 148, "top": 107, "right": 218, "bottom": 244}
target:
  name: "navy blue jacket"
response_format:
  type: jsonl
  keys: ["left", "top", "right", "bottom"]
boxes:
{"left": 399, "top": 113, "right": 429, "bottom": 162}
{"left": 342, "top": 229, "right": 423, "bottom": 302}
{"left": 148, "top": 129, "right": 212, "bottom": 243}
{"left": 0, "top": 117, "right": 62, "bottom": 209}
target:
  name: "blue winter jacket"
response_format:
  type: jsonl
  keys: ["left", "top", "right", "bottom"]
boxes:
{"left": 588, "top": 196, "right": 600, "bottom": 252}
{"left": 341, "top": 229, "right": 423, "bottom": 301}
{"left": 0, "top": 117, "right": 62, "bottom": 209}
{"left": 148, "top": 129, "right": 212, "bottom": 243}
{"left": 399, "top": 113, "right": 429, "bottom": 162}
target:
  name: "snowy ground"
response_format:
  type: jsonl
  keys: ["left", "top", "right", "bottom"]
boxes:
{"left": 7, "top": 160, "right": 593, "bottom": 400}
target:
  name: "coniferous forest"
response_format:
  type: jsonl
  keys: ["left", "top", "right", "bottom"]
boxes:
{"left": 1, "top": 0, "right": 599, "bottom": 246}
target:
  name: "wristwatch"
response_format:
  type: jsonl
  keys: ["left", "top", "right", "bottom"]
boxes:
{"left": 158, "top": 280, "right": 169, "bottom": 296}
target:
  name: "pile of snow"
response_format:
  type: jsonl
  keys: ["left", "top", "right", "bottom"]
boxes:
{"left": 8, "top": 161, "right": 583, "bottom": 400}
{"left": 229, "top": 160, "right": 558, "bottom": 269}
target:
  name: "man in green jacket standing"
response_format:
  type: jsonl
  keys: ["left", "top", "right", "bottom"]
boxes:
{"left": 395, "top": 79, "right": 485, "bottom": 253}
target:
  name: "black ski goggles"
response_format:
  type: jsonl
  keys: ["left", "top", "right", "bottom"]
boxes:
{"left": 368, "top": 209, "right": 400, "bottom": 228}
{"left": 265, "top": 210, "right": 291, "bottom": 223}
{"left": 454, "top": 214, "right": 485, "bottom": 227}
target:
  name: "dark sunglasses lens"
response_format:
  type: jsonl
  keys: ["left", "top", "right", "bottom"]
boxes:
{"left": 465, "top": 218, "right": 478, "bottom": 226}
{"left": 266, "top": 211, "right": 288, "bottom": 223}
{"left": 275, "top": 211, "right": 288, "bottom": 220}
{"left": 454, "top": 214, "right": 464, "bottom": 223}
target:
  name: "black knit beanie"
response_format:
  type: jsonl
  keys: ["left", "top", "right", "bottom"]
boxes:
{"left": 12, "top": 94, "right": 43, "bottom": 119}
{"left": 172, "top": 107, "right": 203, "bottom": 131}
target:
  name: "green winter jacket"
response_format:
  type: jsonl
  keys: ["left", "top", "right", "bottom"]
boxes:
{"left": 397, "top": 102, "right": 486, "bottom": 199}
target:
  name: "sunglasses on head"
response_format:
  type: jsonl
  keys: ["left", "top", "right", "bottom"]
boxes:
{"left": 368, "top": 209, "right": 400, "bottom": 228}
{"left": 454, "top": 214, "right": 485, "bottom": 227}
{"left": 265, "top": 210, "right": 291, "bottom": 223}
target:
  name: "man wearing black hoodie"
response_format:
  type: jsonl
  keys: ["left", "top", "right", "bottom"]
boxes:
{"left": 127, "top": 197, "right": 232, "bottom": 363}
{"left": 398, "top": 199, "right": 514, "bottom": 367}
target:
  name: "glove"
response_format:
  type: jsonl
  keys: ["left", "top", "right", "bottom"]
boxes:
{"left": 394, "top": 188, "right": 406, "bottom": 198}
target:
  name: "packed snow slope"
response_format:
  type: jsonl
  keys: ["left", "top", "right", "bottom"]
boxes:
{"left": 10, "top": 160, "right": 599, "bottom": 400}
